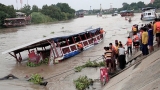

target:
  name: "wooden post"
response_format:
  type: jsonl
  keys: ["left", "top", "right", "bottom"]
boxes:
{"left": 18, "top": 53, "right": 22, "bottom": 63}
{"left": 14, "top": 52, "right": 18, "bottom": 63}
{"left": 28, "top": 49, "right": 30, "bottom": 53}
{"left": 44, "top": 47, "right": 46, "bottom": 51}
{"left": 72, "top": 36, "right": 76, "bottom": 43}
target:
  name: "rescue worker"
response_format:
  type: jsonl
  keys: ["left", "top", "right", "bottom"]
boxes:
{"left": 154, "top": 18, "right": 160, "bottom": 47}
{"left": 132, "top": 25, "right": 137, "bottom": 35}
{"left": 133, "top": 32, "right": 140, "bottom": 52}
{"left": 77, "top": 43, "right": 83, "bottom": 51}
{"left": 125, "top": 36, "right": 132, "bottom": 55}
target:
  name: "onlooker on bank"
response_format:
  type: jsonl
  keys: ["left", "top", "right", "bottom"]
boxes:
{"left": 142, "top": 27, "right": 149, "bottom": 55}
{"left": 148, "top": 24, "right": 154, "bottom": 53}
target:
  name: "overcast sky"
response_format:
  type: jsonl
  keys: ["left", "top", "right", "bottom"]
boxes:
{"left": 1, "top": 0, "right": 151, "bottom": 10}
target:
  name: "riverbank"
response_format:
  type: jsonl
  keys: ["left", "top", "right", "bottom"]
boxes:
{"left": 102, "top": 46, "right": 160, "bottom": 90}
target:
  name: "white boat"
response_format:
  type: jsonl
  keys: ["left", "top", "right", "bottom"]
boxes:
{"left": 141, "top": 7, "right": 157, "bottom": 21}
{"left": 112, "top": 11, "right": 118, "bottom": 16}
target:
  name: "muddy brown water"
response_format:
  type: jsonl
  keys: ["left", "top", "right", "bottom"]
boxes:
{"left": 0, "top": 13, "right": 151, "bottom": 90}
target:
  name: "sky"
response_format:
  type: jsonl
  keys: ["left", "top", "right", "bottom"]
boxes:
{"left": 1, "top": 0, "right": 151, "bottom": 10}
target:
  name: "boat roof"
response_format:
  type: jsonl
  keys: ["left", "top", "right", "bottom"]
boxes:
{"left": 5, "top": 18, "right": 26, "bottom": 20}
{"left": 142, "top": 7, "right": 155, "bottom": 11}
{"left": 120, "top": 10, "right": 133, "bottom": 13}
{"left": 2, "top": 28, "right": 100, "bottom": 54}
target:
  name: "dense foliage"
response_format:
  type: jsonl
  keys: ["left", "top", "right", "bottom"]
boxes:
{"left": 0, "top": 3, "right": 75, "bottom": 27}
{"left": 0, "top": 3, "right": 16, "bottom": 26}
{"left": 28, "top": 74, "right": 43, "bottom": 84}
{"left": 74, "top": 76, "right": 92, "bottom": 90}
{"left": 20, "top": 3, "right": 75, "bottom": 22}
{"left": 31, "top": 12, "right": 56, "bottom": 24}
{"left": 118, "top": 0, "right": 160, "bottom": 11}
{"left": 27, "top": 58, "right": 49, "bottom": 67}
{"left": 74, "top": 60, "right": 105, "bottom": 72}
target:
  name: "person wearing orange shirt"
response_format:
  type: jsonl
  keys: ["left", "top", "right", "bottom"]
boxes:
{"left": 133, "top": 33, "right": 140, "bottom": 52}
{"left": 153, "top": 18, "right": 160, "bottom": 47}
{"left": 77, "top": 43, "right": 83, "bottom": 51}
{"left": 125, "top": 36, "right": 132, "bottom": 55}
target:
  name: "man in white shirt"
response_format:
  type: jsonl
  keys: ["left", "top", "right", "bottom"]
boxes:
{"left": 118, "top": 44, "right": 126, "bottom": 69}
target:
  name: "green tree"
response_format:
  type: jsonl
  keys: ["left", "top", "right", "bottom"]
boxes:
{"left": 0, "top": 3, "right": 16, "bottom": 26}
{"left": 0, "top": 11, "right": 7, "bottom": 26}
{"left": 122, "top": 2, "right": 130, "bottom": 10}
{"left": 32, "top": 5, "right": 38, "bottom": 12}
{"left": 137, "top": 1, "right": 145, "bottom": 9}
{"left": 56, "top": 3, "right": 75, "bottom": 14}
{"left": 21, "top": 4, "right": 31, "bottom": 15}
{"left": 153, "top": 0, "right": 160, "bottom": 8}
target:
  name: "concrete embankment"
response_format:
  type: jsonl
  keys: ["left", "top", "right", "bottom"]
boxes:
{"left": 102, "top": 47, "right": 160, "bottom": 90}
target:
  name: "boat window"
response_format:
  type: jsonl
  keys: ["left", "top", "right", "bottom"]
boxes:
{"left": 86, "top": 32, "right": 90, "bottom": 38}
{"left": 58, "top": 39, "right": 68, "bottom": 47}
{"left": 80, "top": 34, "right": 86, "bottom": 40}
{"left": 68, "top": 37, "right": 74, "bottom": 45}
{"left": 148, "top": 13, "right": 151, "bottom": 15}
{"left": 74, "top": 36, "right": 80, "bottom": 43}
{"left": 91, "top": 33, "right": 95, "bottom": 37}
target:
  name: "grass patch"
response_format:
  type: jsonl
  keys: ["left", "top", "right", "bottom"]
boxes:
{"left": 74, "top": 60, "right": 105, "bottom": 72}
{"left": 74, "top": 76, "right": 93, "bottom": 90}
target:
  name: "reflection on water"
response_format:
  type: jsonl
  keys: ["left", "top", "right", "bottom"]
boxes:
{"left": 0, "top": 13, "right": 150, "bottom": 90}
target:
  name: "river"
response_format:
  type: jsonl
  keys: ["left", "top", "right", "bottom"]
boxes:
{"left": 0, "top": 13, "right": 150, "bottom": 90}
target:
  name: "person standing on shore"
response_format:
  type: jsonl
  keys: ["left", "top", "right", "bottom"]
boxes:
{"left": 148, "top": 24, "right": 154, "bottom": 53}
{"left": 133, "top": 32, "right": 140, "bottom": 52}
{"left": 125, "top": 36, "right": 132, "bottom": 55}
{"left": 104, "top": 47, "right": 113, "bottom": 73}
{"left": 109, "top": 43, "right": 116, "bottom": 72}
{"left": 118, "top": 44, "right": 126, "bottom": 69}
{"left": 154, "top": 18, "right": 160, "bottom": 47}
{"left": 142, "top": 27, "right": 149, "bottom": 55}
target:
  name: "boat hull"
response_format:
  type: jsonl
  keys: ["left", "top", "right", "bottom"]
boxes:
{"left": 55, "top": 33, "right": 105, "bottom": 63}
{"left": 142, "top": 16, "right": 156, "bottom": 21}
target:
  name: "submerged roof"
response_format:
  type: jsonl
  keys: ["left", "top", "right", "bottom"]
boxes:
{"left": 2, "top": 28, "right": 100, "bottom": 54}
{"left": 142, "top": 7, "right": 155, "bottom": 11}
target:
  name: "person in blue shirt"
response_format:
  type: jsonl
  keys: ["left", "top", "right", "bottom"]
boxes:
{"left": 148, "top": 24, "right": 154, "bottom": 53}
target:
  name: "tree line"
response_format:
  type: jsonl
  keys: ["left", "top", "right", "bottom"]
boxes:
{"left": 0, "top": 3, "right": 75, "bottom": 27}
{"left": 118, "top": 0, "right": 160, "bottom": 11}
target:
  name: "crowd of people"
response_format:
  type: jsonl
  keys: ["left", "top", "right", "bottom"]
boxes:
{"left": 103, "top": 18, "right": 160, "bottom": 74}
